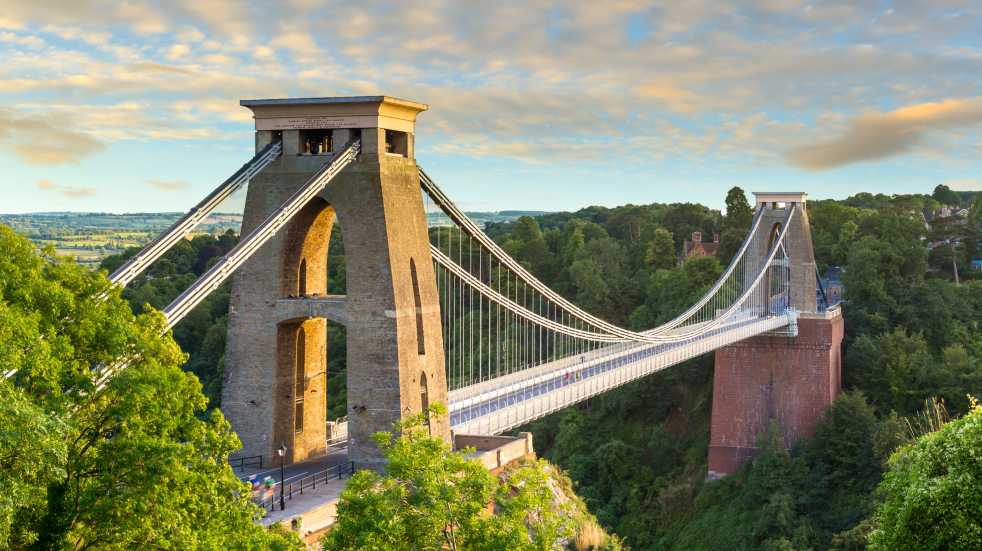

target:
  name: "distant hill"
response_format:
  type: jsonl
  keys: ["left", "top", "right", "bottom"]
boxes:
{"left": 1, "top": 210, "right": 545, "bottom": 267}
{"left": 426, "top": 210, "right": 549, "bottom": 228}
{"left": 0, "top": 212, "right": 244, "bottom": 268}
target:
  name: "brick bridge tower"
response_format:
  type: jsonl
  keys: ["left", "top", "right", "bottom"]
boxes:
{"left": 222, "top": 96, "right": 450, "bottom": 470}
{"left": 708, "top": 192, "right": 844, "bottom": 478}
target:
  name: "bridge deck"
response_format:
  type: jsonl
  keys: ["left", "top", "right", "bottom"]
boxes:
{"left": 449, "top": 313, "right": 793, "bottom": 435}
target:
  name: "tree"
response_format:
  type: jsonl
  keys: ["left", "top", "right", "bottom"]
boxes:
{"left": 719, "top": 186, "right": 753, "bottom": 262}
{"left": 868, "top": 400, "right": 982, "bottom": 551}
{"left": 640, "top": 255, "right": 723, "bottom": 326}
{"left": 0, "top": 226, "right": 301, "bottom": 550}
{"left": 323, "top": 405, "right": 579, "bottom": 551}
{"left": 645, "top": 228, "right": 676, "bottom": 271}
{"left": 661, "top": 203, "right": 720, "bottom": 253}
{"left": 507, "top": 216, "right": 555, "bottom": 281}
{"left": 931, "top": 184, "right": 960, "bottom": 207}
{"left": 845, "top": 329, "right": 935, "bottom": 415}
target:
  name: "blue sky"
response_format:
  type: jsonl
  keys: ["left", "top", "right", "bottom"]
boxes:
{"left": 0, "top": 1, "right": 980, "bottom": 214}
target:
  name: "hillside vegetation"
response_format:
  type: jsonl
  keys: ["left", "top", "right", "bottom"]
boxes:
{"left": 88, "top": 186, "right": 982, "bottom": 549}
{"left": 0, "top": 226, "right": 302, "bottom": 549}
{"left": 492, "top": 187, "right": 982, "bottom": 550}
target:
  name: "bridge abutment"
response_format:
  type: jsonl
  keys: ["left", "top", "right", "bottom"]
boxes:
{"left": 708, "top": 311, "right": 842, "bottom": 477}
{"left": 708, "top": 193, "right": 843, "bottom": 477}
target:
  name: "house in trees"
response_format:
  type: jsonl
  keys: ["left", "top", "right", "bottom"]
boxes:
{"left": 682, "top": 231, "right": 720, "bottom": 262}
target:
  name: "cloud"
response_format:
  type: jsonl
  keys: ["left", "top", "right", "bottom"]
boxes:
{"left": 165, "top": 44, "right": 190, "bottom": 61}
{"left": 0, "top": 30, "right": 44, "bottom": 48}
{"left": 636, "top": 81, "right": 700, "bottom": 113}
{"left": 0, "top": 109, "right": 105, "bottom": 164}
{"left": 786, "top": 98, "right": 982, "bottom": 170}
{"left": 13, "top": 102, "right": 223, "bottom": 141}
{"left": 1, "top": 1, "right": 982, "bottom": 176}
{"left": 147, "top": 179, "right": 191, "bottom": 190}
{"left": 36, "top": 179, "right": 96, "bottom": 198}
{"left": 946, "top": 179, "right": 982, "bottom": 192}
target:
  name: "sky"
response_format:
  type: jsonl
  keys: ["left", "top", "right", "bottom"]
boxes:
{"left": 0, "top": 1, "right": 981, "bottom": 215}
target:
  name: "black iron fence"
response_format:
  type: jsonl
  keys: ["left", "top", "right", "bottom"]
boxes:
{"left": 230, "top": 454, "right": 263, "bottom": 471}
{"left": 254, "top": 461, "right": 356, "bottom": 512}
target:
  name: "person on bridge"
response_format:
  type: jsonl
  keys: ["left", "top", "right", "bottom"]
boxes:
{"left": 263, "top": 477, "right": 275, "bottom": 505}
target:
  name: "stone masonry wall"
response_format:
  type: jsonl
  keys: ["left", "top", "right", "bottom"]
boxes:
{"left": 708, "top": 311, "right": 844, "bottom": 477}
{"left": 223, "top": 127, "right": 448, "bottom": 469}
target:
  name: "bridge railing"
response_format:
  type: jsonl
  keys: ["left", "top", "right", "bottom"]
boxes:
{"left": 326, "top": 418, "right": 348, "bottom": 446}
{"left": 254, "top": 461, "right": 356, "bottom": 512}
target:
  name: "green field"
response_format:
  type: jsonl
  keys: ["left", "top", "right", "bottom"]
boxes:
{"left": 0, "top": 212, "right": 243, "bottom": 268}
{"left": 1, "top": 210, "right": 541, "bottom": 268}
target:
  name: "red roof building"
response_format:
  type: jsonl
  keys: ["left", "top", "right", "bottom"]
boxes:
{"left": 683, "top": 231, "right": 720, "bottom": 261}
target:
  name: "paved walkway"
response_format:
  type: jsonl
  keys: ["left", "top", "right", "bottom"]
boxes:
{"left": 233, "top": 445, "right": 354, "bottom": 539}
{"left": 236, "top": 445, "right": 349, "bottom": 485}
{"left": 258, "top": 475, "right": 348, "bottom": 529}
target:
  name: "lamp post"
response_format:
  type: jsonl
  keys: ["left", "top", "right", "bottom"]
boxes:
{"left": 277, "top": 443, "right": 287, "bottom": 511}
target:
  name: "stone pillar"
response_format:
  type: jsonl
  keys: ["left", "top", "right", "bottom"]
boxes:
{"left": 223, "top": 97, "right": 448, "bottom": 469}
{"left": 707, "top": 193, "right": 841, "bottom": 477}
{"left": 749, "top": 194, "right": 817, "bottom": 313}
{"left": 317, "top": 142, "right": 450, "bottom": 470}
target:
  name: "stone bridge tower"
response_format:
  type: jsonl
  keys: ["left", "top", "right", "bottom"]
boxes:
{"left": 222, "top": 96, "right": 450, "bottom": 470}
{"left": 708, "top": 193, "right": 844, "bottom": 477}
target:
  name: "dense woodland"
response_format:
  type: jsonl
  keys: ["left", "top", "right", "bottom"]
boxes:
{"left": 93, "top": 185, "right": 982, "bottom": 550}
{"left": 0, "top": 226, "right": 303, "bottom": 549}
{"left": 507, "top": 186, "right": 982, "bottom": 550}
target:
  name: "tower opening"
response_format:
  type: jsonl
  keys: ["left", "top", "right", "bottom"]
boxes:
{"left": 295, "top": 328, "right": 306, "bottom": 435}
{"left": 384, "top": 129, "right": 409, "bottom": 157}
{"left": 300, "top": 129, "right": 332, "bottom": 155}
{"left": 298, "top": 258, "right": 307, "bottom": 296}
{"left": 410, "top": 258, "right": 425, "bottom": 355}
{"left": 420, "top": 372, "right": 430, "bottom": 434}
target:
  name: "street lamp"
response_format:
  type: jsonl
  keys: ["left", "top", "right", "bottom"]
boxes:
{"left": 277, "top": 443, "right": 287, "bottom": 511}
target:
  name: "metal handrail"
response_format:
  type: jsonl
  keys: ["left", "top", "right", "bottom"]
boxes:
{"left": 255, "top": 461, "right": 356, "bottom": 512}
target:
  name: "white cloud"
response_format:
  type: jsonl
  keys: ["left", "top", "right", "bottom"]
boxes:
{"left": 0, "top": 0, "right": 979, "bottom": 172}
{"left": 0, "top": 109, "right": 105, "bottom": 164}
{"left": 166, "top": 44, "right": 191, "bottom": 61}
{"left": 36, "top": 179, "right": 96, "bottom": 198}
{"left": 946, "top": 179, "right": 982, "bottom": 192}
{"left": 786, "top": 98, "right": 982, "bottom": 170}
{"left": 147, "top": 179, "right": 191, "bottom": 191}
{"left": 0, "top": 30, "right": 44, "bottom": 48}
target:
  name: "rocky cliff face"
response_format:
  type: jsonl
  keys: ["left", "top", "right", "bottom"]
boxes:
{"left": 496, "top": 459, "right": 626, "bottom": 551}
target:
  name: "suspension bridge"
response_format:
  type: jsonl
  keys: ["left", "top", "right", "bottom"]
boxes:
{"left": 10, "top": 96, "right": 842, "bottom": 480}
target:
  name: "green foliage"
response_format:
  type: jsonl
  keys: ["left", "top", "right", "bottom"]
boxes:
{"left": 492, "top": 190, "right": 980, "bottom": 549}
{"left": 0, "top": 225, "right": 302, "bottom": 550}
{"left": 656, "top": 393, "right": 899, "bottom": 550}
{"left": 932, "top": 184, "right": 961, "bottom": 207}
{"left": 645, "top": 228, "right": 676, "bottom": 272}
{"left": 323, "top": 405, "right": 580, "bottom": 550}
{"left": 869, "top": 400, "right": 982, "bottom": 551}
{"left": 719, "top": 186, "right": 753, "bottom": 262}
{"left": 0, "top": 384, "right": 66, "bottom": 546}
{"left": 0, "top": 212, "right": 242, "bottom": 269}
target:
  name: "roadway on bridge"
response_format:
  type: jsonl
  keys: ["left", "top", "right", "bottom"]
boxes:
{"left": 236, "top": 444, "right": 349, "bottom": 486}
{"left": 450, "top": 314, "right": 777, "bottom": 428}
